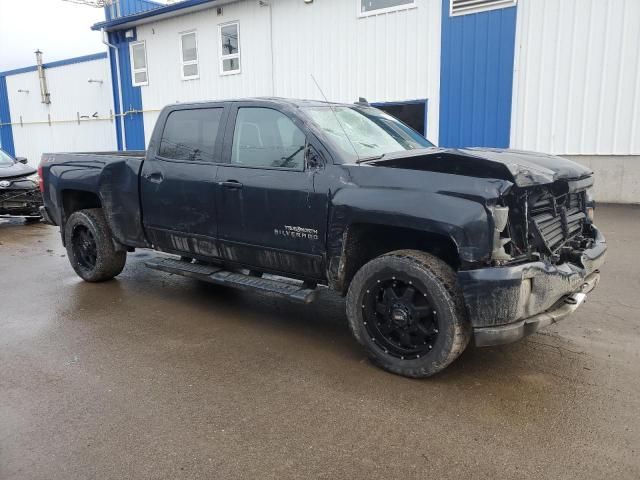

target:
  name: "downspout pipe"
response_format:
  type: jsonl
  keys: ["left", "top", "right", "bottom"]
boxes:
{"left": 35, "top": 50, "right": 51, "bottom": 104}
{"left": 102, "top": 28, "right": 127, "bottom": 150}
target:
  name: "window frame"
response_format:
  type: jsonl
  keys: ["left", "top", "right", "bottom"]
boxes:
{"left": 218, "top": 21, "right": 241, "bottom": 76}
{"left": 129, "top": 40, "right": 149, "bottom": 87}
{"left": 357, "top": 0, "right": 417, "bottom": 18}
{"left": 227, "top": 106, "right": 309, "bottom": 172}
{"left": 179, "top": 30, "right": 200, "bottom": 81}
{"left": 449, "top": 0, "right": 516, "bottom": 17}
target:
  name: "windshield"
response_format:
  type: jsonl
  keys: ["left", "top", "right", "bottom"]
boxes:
{"left": 303, "top": 105, "right": 434, "bottom": 162}
{"left": 0, "top": 149, "right": 14, "bottom": 166}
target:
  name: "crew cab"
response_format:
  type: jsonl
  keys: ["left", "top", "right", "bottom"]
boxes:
{"left": 39, "top": 98, "right": 606, "bottom": 378}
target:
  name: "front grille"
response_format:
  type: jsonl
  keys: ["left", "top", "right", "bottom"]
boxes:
{"left": 530, "top": 190, "right": 586, "bottom": 253}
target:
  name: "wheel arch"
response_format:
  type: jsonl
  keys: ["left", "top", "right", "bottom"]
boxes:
{"left": 60, "top": 189, "right": 102, "bottom": 235}
{"left": 327, "top": 222, "right": 461, "bottom": 295}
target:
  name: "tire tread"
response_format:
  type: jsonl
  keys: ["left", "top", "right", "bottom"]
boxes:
{"left": 64, "top": 208, "right": 126, "bottom": 282}
{"left": 346, "top": 249, "right": 471, "bottom": 378}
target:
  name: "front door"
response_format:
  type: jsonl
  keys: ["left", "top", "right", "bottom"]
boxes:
{"left": 216, "top": 104, "right": 328, "bottom": 279}
{"left": 140, "top": 105, "right": 227, "bottom": 257}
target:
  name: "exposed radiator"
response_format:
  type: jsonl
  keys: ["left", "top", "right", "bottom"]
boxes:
{"left": 530, "top": 191, "right": 586, "bottom": 253}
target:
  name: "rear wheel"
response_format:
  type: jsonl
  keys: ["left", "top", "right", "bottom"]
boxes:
{"left": 346, "top": 250, "right": 471, "bottom": 378}
{"left": 64, "top": 209, "right": 126, "bottom": 282}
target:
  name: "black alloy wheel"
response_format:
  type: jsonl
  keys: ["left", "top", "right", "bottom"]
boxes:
{"left": 72, "top": 225, "right": 98, "bottom": 271}
{"left": 64, "top": 209, "right": 126, "bottom": 282}
{"left": 363, "top": 276, "right": 439, "bottom": 360}
{"left": 346, "top": 250, "right": 471, "bottom": 378}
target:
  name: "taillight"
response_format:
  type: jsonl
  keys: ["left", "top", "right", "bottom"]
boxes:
{"left": 37, "top": 164, "right": 44, "bottom": 192}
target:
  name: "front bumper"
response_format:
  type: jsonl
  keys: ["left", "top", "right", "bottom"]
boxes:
{"left": 0, "top": 188, "right": 43, "bottom": 217}
{"left": 458, "top": 226, "right": 607, "bottom": 347}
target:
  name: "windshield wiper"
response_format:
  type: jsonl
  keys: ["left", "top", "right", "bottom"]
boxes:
{"left": 356, "top": 153, "right": 385, "bottom": 164}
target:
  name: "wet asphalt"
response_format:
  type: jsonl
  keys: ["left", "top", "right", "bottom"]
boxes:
{"left": 1, "top": 204, "right": 639, "bottom": 479}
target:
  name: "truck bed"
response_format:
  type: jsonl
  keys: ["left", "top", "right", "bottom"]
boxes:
{"left": 41, "top": 151, "right": 148, "bottom": 248}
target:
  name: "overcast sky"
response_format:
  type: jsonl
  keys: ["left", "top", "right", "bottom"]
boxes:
{"left": 0, "top": 0, "right": 107, "bottom": 71}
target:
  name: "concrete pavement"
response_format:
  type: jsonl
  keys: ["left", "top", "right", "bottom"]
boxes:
{"left": 1, "top": 205, "right": 639, "bottom": 479}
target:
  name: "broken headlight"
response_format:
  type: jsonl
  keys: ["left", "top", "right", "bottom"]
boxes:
{"left": 25, "top": 173, "right": 40, "bottom": 186}
{"left": 490, "top": 206, "right": 511, "bottom": 262}
{"left": 585, "top": 187, "right": 595, "bottom": 222}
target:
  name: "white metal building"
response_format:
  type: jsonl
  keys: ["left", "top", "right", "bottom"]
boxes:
{"left": 0, "top": 54, "right": 118, "bottom": 164}
{"left": 0, "top": 0, "right": 638, "bottom": 203}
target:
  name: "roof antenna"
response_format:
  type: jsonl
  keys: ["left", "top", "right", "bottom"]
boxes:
{"left": 310, "top": 74, "right": 360, "bottom": 163}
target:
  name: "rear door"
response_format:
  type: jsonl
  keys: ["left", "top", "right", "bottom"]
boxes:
{"left": 215, "top": 103, "right": 328, "bottom": 279}
{"left": 140, "top": 104, "right": 227, "bottom": 257}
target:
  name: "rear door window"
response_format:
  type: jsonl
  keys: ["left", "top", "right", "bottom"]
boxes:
{"left": 159, "top": 108, "right": 224, "bottom": 162}
{"left": 231, "top": 107, "right": 306, "bottom": 169}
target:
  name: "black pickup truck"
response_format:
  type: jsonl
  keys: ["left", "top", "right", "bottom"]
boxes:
{"left": 39, "top": 98, "right": 606, "bottom": 378}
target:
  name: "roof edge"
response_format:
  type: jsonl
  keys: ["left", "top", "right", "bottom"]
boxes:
{"left": 0, "top": 52, "right": 108, "bottom": 78}
{"left": 91, "top": 0, "right": 218, "bottom": 31}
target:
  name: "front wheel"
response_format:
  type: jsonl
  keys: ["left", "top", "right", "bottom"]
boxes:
{"left": 346, "top": 250, "right": 471, "bottom": 378}
{"left": 64, "top": 208, "right": 126, "bottom": 282}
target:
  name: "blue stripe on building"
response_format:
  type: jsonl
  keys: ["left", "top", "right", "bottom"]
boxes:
{"left": 0, "top": 52, "right": 108, "bottom": 77}
{"left": 0, "top": 75, "right": 15, "bottom": 156}
{"left": 439, "top": 1, "right": 517, "bottom": 148}
{"left": 108, "top": 29, "right": 145, "bottom": 151}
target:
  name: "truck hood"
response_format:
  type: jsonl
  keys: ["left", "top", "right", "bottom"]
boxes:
{"left": 0, "top": 162, "right": 36, "bottom": 180}
{"left": 367, "top": 147, "right": 592, "bottom": 187}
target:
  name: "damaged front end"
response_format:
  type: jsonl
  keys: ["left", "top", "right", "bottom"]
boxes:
{"left": 459, "top": 176, "right": 606, "bottom": 346}
{"left": 361, "top": 147, "right": 605, "bottom": 345}
{"left": 490, "top": 176, "right": 597, "bottom": 267}
{"left": 0, "top": 177, "right": 43, "bottom": 218}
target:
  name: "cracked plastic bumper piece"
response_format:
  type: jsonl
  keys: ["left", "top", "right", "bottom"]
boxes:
{"left": 457, "top": 226, "right": 606, "bottom": 346}
{"left": 473, "top": 271, "right": 600, "bottom": 347}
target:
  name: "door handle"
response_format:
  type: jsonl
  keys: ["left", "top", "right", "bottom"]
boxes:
{"left": 145, "top": 171, "right": 164, "bottom": 184}
{"left": 218, "top": 180, "right": 243, "bottom": 189}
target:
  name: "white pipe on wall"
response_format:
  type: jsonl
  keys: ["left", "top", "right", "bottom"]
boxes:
{"left": 101, "top": 28, "right": 127, "bottom": 150}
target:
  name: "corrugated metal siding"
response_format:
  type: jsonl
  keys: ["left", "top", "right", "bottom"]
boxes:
{"left": 439, "top": 0, "right": 517, "bottom": 147}
{"left": 5, "top": 58, "right": 117, "bottom": 165}
{"left": 136, "top": 1, "right": 274, "bottom": 145}
{"left": 511, "top": 0, "right": 640, "bottom": 155}
{"left": 270, "top": 0, "right": 441, "bottom": 143}
{"left": 136, "top": 0, "right": 442, "bottom": 145}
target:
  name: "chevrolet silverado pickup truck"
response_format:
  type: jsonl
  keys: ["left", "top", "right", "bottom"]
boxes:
{"left": 39, "top": 98, "right": 606, "bottom": 378}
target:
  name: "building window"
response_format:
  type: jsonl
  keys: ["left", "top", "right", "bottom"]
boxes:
{"left": 359, "top": 0, "right": 416, "bottom": 17}
{"left": 180, "top": 31, "right": 199, "bottom": 80}
{"left": 219, "top": 22, "right": 240, "bottom": 75}
{"left": 450, "top": 0, "right": 516, "bottom": 16}
{"left": 130, "top": 41, "right": 148, "bottom": 86}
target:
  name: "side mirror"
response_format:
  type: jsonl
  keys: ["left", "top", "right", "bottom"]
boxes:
{"left": 15, "top": 157, "right": 28, "bottom": 164}
{"left": 306, "top": 147, "right": 322, "bottom": 170}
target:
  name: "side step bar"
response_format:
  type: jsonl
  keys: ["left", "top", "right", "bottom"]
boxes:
{"left": 145, "top": 257, "right": 318, "bottom": 304}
